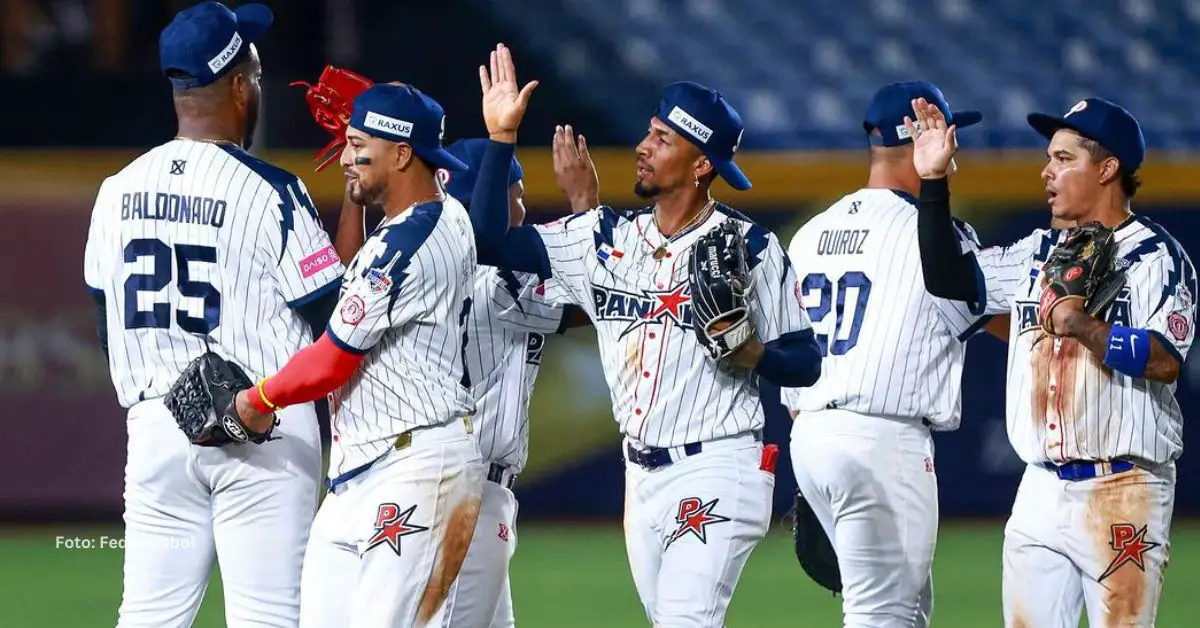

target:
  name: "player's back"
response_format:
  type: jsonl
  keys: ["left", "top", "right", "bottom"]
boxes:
{"left": 785, "top": 188, "right": 985, "bottom": 428}
{"left": 84, "top": 140, "right": 344, "bottom": 408}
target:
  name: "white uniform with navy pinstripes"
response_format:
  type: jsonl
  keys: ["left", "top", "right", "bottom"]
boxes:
{"left": 781, "top": 188, "right": 989, "bottom": 429}
{"left": 325, "top": 196, "right": 477, "bottom": 477}
{"left": 468, "top": 267, "right": 566, "bottom": 472}
{"left": 969, "top": 216, "right": 1195, "bottom": 466}
{"left": 532, "top": 204, "right": 810, "bottom": 447}
{"left": 82, "top": 138, "right": 343, "bottom": 627}
{"left": 84, "top": 139, "right": 345, "bottom": 404}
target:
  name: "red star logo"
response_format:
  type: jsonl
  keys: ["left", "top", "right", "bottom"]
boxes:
{"left": 645, "top": 283, "right": 690, "bottom": 321}
{"left": 666, "top": 497, "right": 731, "bottom": 548}
{"left": 365, "top": 503, "right": 429, "bottom": 556}
{"left": 1099, "top": 523, "right": 1160, "bottom": 581}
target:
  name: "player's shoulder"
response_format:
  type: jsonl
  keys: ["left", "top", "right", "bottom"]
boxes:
{"left": 216, "top": 144, "right": 306, "bottom": 194}
{"left": 712, "top": 203, "right": 782, "bottom": 268}
{"left": 1126, "top": 215, "right": 1194, "bottom": 267}
{"left": 374, "top": 200, "right": 446, "bottom": 258}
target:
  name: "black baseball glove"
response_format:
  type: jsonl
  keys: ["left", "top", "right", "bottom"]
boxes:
{"left": 689, "top": 218, "right": 755, "bottom": 360}
{"left": 164, "top": 351, "right": 276, "bottom": 447}
{"left": 788, "top": 489, "right": 842, "bottom": 595}
{"left": 1038, "top": 221, "right": 1127, "bottom": 335}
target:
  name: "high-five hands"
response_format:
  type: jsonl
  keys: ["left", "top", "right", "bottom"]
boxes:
{"left": 480, "top": 43, "right": 539, "bottom": 144}
{"left": 552, "top": 124, "right": 599, "bottom": 213}
{"left": 905, "top": 97, "right": 958, "bottom": 179}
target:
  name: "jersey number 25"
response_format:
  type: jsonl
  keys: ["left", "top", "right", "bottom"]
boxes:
{"left": 802, "top": 271, "right": 872, "bottom": 356}
{"left": 123, "top": 238, "right": 221, "bottom": 334}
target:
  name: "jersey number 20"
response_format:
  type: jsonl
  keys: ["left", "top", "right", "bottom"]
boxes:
{"left": 123, "top": 238, "right": 221, "bottom": 334}
{"left": 801, "top": 271, "right": 872, "bottom": 356}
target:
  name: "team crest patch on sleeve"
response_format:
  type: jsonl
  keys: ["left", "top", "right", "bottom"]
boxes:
{"left": 365, "top": 268, "right": 393, "bottom": 294}
{"left": 365, "top": 503, "right": 430, "bottom": 556}
{"left": 1099, "top": 523, "right": 1160, "bottom": 582}
{"left": 1168, "top": 311, "right": 1190, "bottom": 341}
{"left": 340, "top": 295, "right": 366, "bottom": 325}
{"left": 299, "top": 245, "right": 340, "bottom": 278}
{"left": 665, "top": 497, "right": 731, "bottom": 549}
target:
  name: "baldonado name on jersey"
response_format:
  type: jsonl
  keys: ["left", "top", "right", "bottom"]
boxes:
{"left": 592, "top": 281, "right": 693, "bottom": 338}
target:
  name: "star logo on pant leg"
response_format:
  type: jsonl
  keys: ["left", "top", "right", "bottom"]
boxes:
{"left": 365, "top": 503, "right": 429, "bottom": 556}
{"left": 1099, "top": 523, "right": 1160, "bottom": 581}
{"left": 665, "top": 497, "right": 731, "bottom": 549}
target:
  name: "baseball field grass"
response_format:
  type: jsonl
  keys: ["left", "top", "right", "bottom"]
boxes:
{"left": 3, "top": 520, "right": 1198, "bottom": 627}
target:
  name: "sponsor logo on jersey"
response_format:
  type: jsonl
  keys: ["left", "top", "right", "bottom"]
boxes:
{"left": 299, "top": 245, "right": 340, "bottom": 278}
{"left": 592, "top": 282, "right": 692, "bottom": 338}
{"left": 340, "top": 295, "right": 366, "bottom": 325}
{"left": 363, "top": 111, "right": 413, "bottom": 138}
{"left": 1098, "top": 523, "right": 1160, "bottom": 582}
{"left": 667, "top": 106, "right": 713, "bottom": 143}
{"left": 665, "top": 497, "right": 731, "bottom": 549}
{"left": 365, "top": 503, "right": 429, "bottom": 556}
{"left": 497, "top": 522, "right": 511, "bottom": 543}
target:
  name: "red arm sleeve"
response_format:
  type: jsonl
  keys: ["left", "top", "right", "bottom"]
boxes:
{"left": 249, "top": 333, "right": 364, "bottom": 414}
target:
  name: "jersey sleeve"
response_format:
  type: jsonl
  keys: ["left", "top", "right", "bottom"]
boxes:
{"left": 325, "top": 219, "right": 436, "bottom": 354}
{"left": 1128, "top": 249, "right": 1197, "bottom": 365}
{"left": 969, "top": 229, "right": 1053, "bottom": 315}
{"left": 529, "top": 208, "right": 604, "bottom": 308}
{"left": 83, "top": 178, "right": 115, "bottom": 294}
{"left": 927, "top": 219, "right": 993, "bottom": 337}
{"left": 262, "top": 176, "right": 346, "bottom": 308}
{"left": 748, "top": 226, "right": 812, "bottom": 343}
{"left": 488, "top": 269, "right": 568, "bottom": 334}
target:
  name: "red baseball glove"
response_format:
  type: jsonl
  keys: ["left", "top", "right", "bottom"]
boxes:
{"left": 290, "top": 65, "right": 376, "bottom": 171}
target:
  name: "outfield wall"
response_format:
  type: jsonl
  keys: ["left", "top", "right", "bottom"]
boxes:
{"left": 2, "top": 151, "right": 1196, "bottom": 520}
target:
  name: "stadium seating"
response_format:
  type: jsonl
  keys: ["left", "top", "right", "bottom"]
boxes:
{"left": 471, "top": 0, "right": 1200, "bottom": 150}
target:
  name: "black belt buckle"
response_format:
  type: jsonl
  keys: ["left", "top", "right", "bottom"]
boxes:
{"left": 625, "top": 442, "right": 702, "bottom": 470}
{"left": 487, "top": 462, "right": 516, "bottom": 489}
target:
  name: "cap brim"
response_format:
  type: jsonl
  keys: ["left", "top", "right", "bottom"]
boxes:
{"left": 235, "top": 4, "right": 274, "bottom": 43}
{"left": 713, "top": 159, "right": 751, "bottom": 191}
{"left": 1027, "top": 112, "right": 1075, "bottom": 141}
{"left": 951, "top": 110, "right": 983, "bottom": 128}
{"left": 417, "top": 147, "right": 470, "bottom": 172}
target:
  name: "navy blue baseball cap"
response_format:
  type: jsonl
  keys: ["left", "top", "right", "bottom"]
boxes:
{"left": 653, "top": 81, "right": 751, "bottom": 191}
{"left": 349, "top": 84, "right": 468, "bottom": 172}
{"left": 159, "top": 2, "right": 273, "bottom": 89}
{"left": 1027, "top": 98, "right": 1146, "bottom": 172}
{"left": 864, "top": 81, "right": 982, "bottom": 147}
{"left": 440, "top": 139, "right": 524, "bottom": 205}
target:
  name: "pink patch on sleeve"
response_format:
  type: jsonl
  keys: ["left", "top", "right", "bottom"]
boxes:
{"left": 299, "top": 246, "right": 340, "bottom": 279}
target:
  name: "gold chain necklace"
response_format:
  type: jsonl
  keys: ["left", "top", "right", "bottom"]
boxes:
{"left": 651, "top": 199, "right": 715, "bottom": 260}
{"left": 175, "top": 136, "right": 240, "bottom": 147}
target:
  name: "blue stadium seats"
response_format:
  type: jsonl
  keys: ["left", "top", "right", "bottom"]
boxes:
{"left": 471, "top": 0, "right": 1200, "bottom": 151}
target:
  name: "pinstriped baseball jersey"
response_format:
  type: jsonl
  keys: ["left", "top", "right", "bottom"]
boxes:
{"left": 82, "top": 139, "right": 345, "bottom": 408}
{"left": 325, "top": 196, "right": 477, "bottom": 475}
{"left": 463, "top": 267, "right": 566, "bottom": 472}
{"left": 781, "top": 188, "right": 989, "bottom": 429}
{"left": 532, "top": 204, "right": 812, "bottom": 448}
{"left": 971, "top": 215, "right": 1196, "bottom": 465}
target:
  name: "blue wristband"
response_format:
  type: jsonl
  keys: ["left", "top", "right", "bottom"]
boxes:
{"left": 1103, "top": 324, "right": 1151, "bottom": 378}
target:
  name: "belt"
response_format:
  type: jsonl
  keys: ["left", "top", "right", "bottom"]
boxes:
{"left": 624, "top": 431, "right": 762, "bottom": 470}
{"left": 1040, "top": 459, "right": 1137, "bottom": 481}
{"left": 325, "top": 416, "right": 474, "bottom": 493}
{"left": 487, "top": 463, "right": 518, "bottom": 489}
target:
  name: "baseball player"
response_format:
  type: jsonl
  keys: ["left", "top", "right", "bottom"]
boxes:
{"left": 82, "top": 4, "right": 346, "bottom": 626}
{"left": 467, "top": 45, "right": 822, "bottom": 626}
{"left": 226, "top": 81, "right": 521, "bottom": 627}
{"left": 911, "top": 96, "right": 1195, "bottom": 627}
{"left": 782, "top": 82, "right": 988, "bottom": 627}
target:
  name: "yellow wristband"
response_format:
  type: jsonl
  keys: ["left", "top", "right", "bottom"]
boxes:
{"left": 257, "top": 378, "right": 280, "bottom": 411}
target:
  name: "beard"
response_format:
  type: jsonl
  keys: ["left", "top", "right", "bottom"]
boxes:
{"left": 633, "top": 180, "right": 661, "bottom": 199}
{"left": 242, "top": 91, "right": 261, "bottom": 150}
{"left": 348, "top": 177, "right": 384, "bottom": 207}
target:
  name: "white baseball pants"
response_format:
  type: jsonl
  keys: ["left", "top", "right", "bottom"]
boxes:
{"left": 789, "top": 408, "right": 938, "bottom": 628}
{"left": 116, "top": 397, "right": 322, "bottom": 628}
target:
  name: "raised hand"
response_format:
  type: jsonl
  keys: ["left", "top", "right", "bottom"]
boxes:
{"left": 479, "top": 43, "right": 539, "bottom": 143}
{"left": 905, "top": 97, "right": 958, "bottom": 179}
{"left": 552, "top": 124, "right": 599, "bottom": 213}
